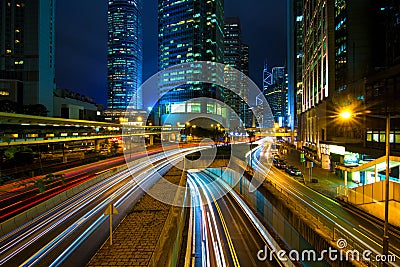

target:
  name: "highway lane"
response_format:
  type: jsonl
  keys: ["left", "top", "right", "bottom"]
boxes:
{"left": 187, "top": 171, "right": 289, "bottom": 267}
{"left": 0, "top": 147, "right": 204, "bottom": 267}
{"left": 251, "top": 145, "right": 400, "bottom": 266}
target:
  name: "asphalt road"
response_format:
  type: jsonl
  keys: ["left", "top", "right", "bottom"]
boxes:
{"left": 188, "top": 171, "right": 285, "bottom": 266}
{"left": 252, "top": 146, "right": 400, "bottom": 266}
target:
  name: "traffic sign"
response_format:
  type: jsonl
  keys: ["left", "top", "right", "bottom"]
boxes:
{"left": 105, "top": 203, "right": 118, "bottom": 245}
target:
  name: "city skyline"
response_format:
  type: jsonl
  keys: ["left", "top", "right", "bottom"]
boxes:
{"left": 55, "top": 0, "right": 287, "bottom": 108}
{"left": 0, "top": 1, "right": 400, "bottom": 266}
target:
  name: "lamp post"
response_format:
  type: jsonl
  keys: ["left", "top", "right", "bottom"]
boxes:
{"left": 339, "top": 110, "right": 392, "bottom": 259}
{"left": 383, "top": 114, "right": 390, "bottom": 261}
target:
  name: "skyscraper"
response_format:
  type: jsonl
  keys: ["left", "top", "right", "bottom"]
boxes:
{"left": 287, "top": 0, "right": 303, "bottom": 131}
{"left": 0, "top": 0, "right": 55, "bottom": 115}
{"left": 264, "top": 66, "right": 288, "bottom": 127}
{"left": 223, "top": 17, "right": 249, "bottom": 127}
{"left": 107, "top": 0, "right": 143, "bottom": 112}
{"left": 157, "top": 0, "right": 225, "bottom": 126}
{"left": 296, "top": 0, "right": 394, "bottom": 170}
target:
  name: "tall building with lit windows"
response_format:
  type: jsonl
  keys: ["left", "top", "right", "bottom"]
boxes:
{"left": 223, "top": 17, "right": 249, "bottom": 128}
{"left": 264, "top": 66, "right": 288, "bottom": 127}
{"left": 298, "top": 0, "right": 392, "bottom": 170}
{"left": 287, "top": 0, "right": 303, "bottom": 131}
{"left": 107, "top": 0, "right": 143, "bottom": 112}
{"left": 157, "top": 0, "right": 224, "bottom": 126}
{"left": 0, "top": 0, "right": 55, "bottom": 115}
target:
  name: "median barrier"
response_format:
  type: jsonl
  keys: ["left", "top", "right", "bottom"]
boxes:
{"left": 149, "top": 169, "right": 189, "bottom": 267}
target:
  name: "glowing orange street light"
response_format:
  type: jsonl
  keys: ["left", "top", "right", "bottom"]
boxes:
{"left": 339, "top": 110, "right": 352, "bottom": 120}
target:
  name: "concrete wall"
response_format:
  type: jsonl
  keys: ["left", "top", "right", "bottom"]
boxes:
{"left": 348, "top": 181, "right": 400, "bottom": 226}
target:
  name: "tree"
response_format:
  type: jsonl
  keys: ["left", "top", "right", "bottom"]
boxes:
{"left": 22, "top": 104, "right": 48, "bottom": 117}
{"left": 0, "top": 100, "right": 21, "bottom": 113}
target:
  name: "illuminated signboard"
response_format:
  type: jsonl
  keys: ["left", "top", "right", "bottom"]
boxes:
{"left": 344, "top": 152, "right": 360, "bottom": 166}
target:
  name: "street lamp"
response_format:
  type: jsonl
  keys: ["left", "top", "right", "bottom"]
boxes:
{"left": 339, "top": 110, "right": 391, "bottom": 259}
{"left": 339, "top": 110, "right": 352, "bottom": 120}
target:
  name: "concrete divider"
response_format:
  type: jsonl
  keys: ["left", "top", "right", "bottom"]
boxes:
{"left": 149, "top": 170, "right": 189, "bottom": 267}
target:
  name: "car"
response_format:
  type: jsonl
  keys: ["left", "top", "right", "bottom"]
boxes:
{"left": 285, "top": 165, "right": 303, "bottom": 177}
{"left": 273, "top": 153, "right": 280, "bottom": 160}
{"left": 277, "top": 160, "right": 287, "bottom": 169}
{"left": 273, "top": 159, "right": 287, "bottom": 169}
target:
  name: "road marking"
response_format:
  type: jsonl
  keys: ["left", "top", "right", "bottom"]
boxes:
{"left": 312, "top": 202, "right": 338, "bottom": 219}
{"left": 212, "top": 197, "right": 240, "bottom": 267}
{"left": 352, "top": 227, "right": 382, "bottom": 248}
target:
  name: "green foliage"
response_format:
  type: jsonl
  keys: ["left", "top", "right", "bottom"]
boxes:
{"left": 22, "top": 104, "right": 49, "bottom": 117}
{"left": 4, "top": 146, "right": 33, "bottom": 162}
{"left": 0, "top": 100, "right": 21, "bottom": 113}
{"left": 1, "top": 135, "right": 12, "bottom": 145}
{"left": 34, "top": 179, "right": 46, "bottom": 193}
{"left": 4, "top": 146, "right": 19, "bottom": 160}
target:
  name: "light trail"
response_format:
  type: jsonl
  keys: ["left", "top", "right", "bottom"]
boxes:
{"left": 188, "top": 170, "right": 290, "bottom": 267}
{"left": 0, "top": 146, "right": 206, "bottom": 266}
{"left": 251, "top": 145, "right": 400, "bottom": 266}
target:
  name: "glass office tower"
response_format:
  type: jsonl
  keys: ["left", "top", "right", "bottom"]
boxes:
{"left": 107, "top": 0, "right": 143, "bottom": 111}
{"left": 157, "top": 0, "right": 225, "bottom": 126}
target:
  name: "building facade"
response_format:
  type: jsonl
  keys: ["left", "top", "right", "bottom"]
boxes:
{"left": 223, "top": 17, "right": 250, "bottom": 128}
{"left": 0, "top": 0, "right": 55, "bottom": 115}
{"left": 287, "top": 0, "right": 303, "bottom": 131}
{"left": 107, "top": 0, "right": 143, "bottom": 112}
{"left": 53, "top": 89, "right": 102, "bottom": 121}
{"left": 157, "top": 0, "right": 225, "bottom": 127}
{"left": 296, "top": 0, "right": 400, "bottom": 173}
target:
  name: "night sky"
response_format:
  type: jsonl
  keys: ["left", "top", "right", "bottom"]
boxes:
{"left": 56, "top": 0, "right": 287, "bottom": 108}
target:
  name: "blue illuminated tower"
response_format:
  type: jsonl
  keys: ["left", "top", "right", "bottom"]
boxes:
{"left": 107, "top": 0, "right": 143, "bottom": 111}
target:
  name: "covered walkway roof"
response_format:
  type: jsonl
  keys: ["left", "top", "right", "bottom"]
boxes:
{"left": 0, "top": 112, "right": 120, "bottom": 128}
{"left": 337, "top": 156, "right": 400, "bottom": 173}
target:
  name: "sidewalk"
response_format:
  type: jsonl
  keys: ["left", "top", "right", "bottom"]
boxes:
{"left": 281, "top": 148, "right": 358, "bottom": 198}
{"left": 87, "top": 167, "right": 183, "bottom": 267}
